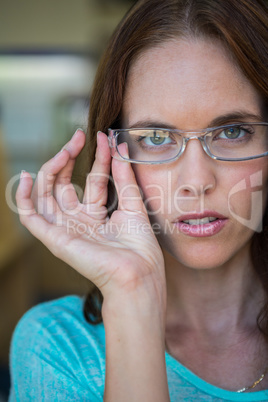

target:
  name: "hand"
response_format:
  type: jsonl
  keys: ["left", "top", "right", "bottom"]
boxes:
{"left": 16, "top": 130, "right": 166, "bottom": 301}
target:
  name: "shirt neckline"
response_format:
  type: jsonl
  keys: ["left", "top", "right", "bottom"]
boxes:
{"left": 165, "top": 351, "right": 268, "bottom": 401}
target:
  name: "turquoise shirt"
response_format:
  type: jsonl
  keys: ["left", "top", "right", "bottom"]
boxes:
{"left": 9, "top": 296, "right": 268, "bottom": 401}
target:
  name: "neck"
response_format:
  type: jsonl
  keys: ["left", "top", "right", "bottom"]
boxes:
{"left": 164, "top": 246, "right": 265, "bottom": 337}
{"left": 163, "top": 246, "right": 268, "bottom": 392}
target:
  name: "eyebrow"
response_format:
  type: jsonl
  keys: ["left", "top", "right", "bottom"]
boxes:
{"left": 127, "top": 111, "right": 264, "bottom": 130}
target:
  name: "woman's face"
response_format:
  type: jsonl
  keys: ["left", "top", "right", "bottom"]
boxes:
{"left": 121, "top": 38, "right": 268, "bottom": 269}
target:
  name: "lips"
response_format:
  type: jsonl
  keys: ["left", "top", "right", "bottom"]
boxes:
{"left": 173, "top": 211, "right": 227, "bottom": 237}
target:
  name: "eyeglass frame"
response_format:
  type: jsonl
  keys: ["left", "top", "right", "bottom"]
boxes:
{"left": 108, "top": 122, "right": 268, "bottom": 165}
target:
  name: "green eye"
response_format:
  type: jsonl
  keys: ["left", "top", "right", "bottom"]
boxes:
{"left": 149, "top": 132, "right": 166, "bottom": 145}
{"left": 139, "top": 130, "right": 172, "bottom": 146}
{"left": 222, "top": 127, "right": 242, "bottom": 139}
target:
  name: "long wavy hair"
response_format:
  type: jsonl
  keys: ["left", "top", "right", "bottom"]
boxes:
{"left": 77, "top": 0, "right": 268, "bottom": 333}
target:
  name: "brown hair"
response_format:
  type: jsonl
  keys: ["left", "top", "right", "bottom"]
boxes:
{"left": 79, "top": 0, "right": 268, "bottom": 330}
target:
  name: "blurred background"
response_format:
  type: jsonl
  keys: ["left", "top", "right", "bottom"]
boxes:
{"left": 0, "top": 0, "right": 135, "bottom": 399}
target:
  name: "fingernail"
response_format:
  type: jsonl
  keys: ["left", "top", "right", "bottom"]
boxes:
{"left": 20, "top": 170, "right": 26, "bottom": 178}
{"left": 97, "top": 131, "right": 102, "bottom": 144}
{"left": 74, "top": 128, "right": 84, "bottom": 137}
{"left": 64, "top": 128, "right": 83, "bottom": 150}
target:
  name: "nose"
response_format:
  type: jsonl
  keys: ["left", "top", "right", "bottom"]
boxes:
{"left": 176, "top": 138, "right": 216, "bottom": 197}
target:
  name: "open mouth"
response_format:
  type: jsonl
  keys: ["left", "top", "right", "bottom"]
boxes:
{"left": 174, "top": 213, "right": 227, "bottom": 237}
{"left": 181, "top": 217, "right": 218, "bottom": 225}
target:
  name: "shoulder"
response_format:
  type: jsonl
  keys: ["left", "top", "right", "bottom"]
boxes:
{"left": 12, "top": 294, "right": 105, "bottom": 353}
{"left": 15, "top": 294, "right": 88, "bottom": 324}
{"left": 11, "top": 294, "right": 105, "bottom": 360}
{"left": 10, "top": 295, "right": 105, "bottom": 400}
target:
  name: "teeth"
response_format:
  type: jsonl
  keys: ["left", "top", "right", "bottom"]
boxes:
{"left": 182, "top": 217, "right": 217, "bottom": 225}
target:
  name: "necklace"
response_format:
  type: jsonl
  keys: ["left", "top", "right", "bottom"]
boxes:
{"left": 237, "top": 367, "right": 268, "bottom": 393}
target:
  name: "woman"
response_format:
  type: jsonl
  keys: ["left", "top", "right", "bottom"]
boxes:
{"left": 9, "top": 0, "right": 268, "bottom": 400}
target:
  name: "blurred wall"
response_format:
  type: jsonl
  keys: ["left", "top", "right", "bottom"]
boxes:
{"left": 0, "top": 0, "right": 132, "bottom": 54}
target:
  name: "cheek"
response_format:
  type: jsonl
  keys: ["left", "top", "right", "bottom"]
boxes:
{"left": 133, "top": 160, "right": 268, "bottom": 227}
{"left": 133, "top": 166, "right": 169, "bottom": 216}
{"left": 220, "top": 161, "right": 268, "bottom": 230}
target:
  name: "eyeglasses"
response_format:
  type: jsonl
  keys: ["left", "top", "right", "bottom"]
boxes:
{"left": 108, "top": 123, "right": 268, "bottom": 164}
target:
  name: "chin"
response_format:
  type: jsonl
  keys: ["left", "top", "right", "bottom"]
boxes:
{"left": 160, "top": 236, "right": 248, "bottom": 272}
{"left": 170, "top": 252, "right": 227, "bottom": 271}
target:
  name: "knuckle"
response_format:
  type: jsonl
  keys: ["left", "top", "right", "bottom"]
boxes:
{"left": 88, "top": 176, "right": 107, "bottom": 192}
{"left": 55, "top": 175, "right": 70, "bottom": 185}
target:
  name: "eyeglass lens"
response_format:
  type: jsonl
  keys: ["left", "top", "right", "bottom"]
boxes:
{"left": 115, "top": 124, "right": 268, "bottom": 162}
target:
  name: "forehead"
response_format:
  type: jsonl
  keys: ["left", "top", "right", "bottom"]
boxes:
{"left": 122, "top": 38, "right": 262, "bottom": 129}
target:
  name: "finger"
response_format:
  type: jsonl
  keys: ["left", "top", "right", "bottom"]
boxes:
{"left": 112, "top": 143, "right": 146, "bottom": 214}
{"left": 53, "top": 158, "right": 81, "bottom": 212}
{"left": 31, "top": 129, "right": 85, "bottom": 216}
{"left": 31, "top": 149, "right": 70, "bottom": 219}
{"left": 61, "top": 128, "right": 86, "bottom": 159}
{"left": 32, "top": 128, "right": 85, "bottom": 202}
{"left": 16, "top": 171, "right": 37, "bottom": 217}
{"left": 16, "top": 171, "right": 65, "bottom": 251}
{"left": 83, "top": 131, "right": 111, "bottom": 206}
{"left": 52, "top": 129, "right": 86, "bottom": 212}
